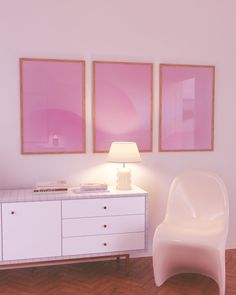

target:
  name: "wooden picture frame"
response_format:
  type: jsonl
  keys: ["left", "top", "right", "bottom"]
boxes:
{"left": 20, "top": 58, "right": 86, "bottom": 154}
{"left": 159, "top": 64, "right": 215, "bottom": 152}
{"left": 93, "top": 61, "right": 153, "bottom": 153}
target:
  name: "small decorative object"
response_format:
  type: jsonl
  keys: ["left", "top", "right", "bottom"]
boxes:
{"left": 159, "top": 64, "right": 215, "bottom": 151}
{"left": 107, "top": 142, "right": 141, "bottom": 190}
{"left": 20, "top": 58, "right": 86, "bottom": 154}
{"left": 93, "top": 61, "right": 153, "bottom": 153}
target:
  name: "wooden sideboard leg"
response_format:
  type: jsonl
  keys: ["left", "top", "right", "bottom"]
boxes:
{"left": 124, "top": 254, "right": 130, "bottom": 275}
{"left": 116, "top": 256, "right": 120, "bottom": 270}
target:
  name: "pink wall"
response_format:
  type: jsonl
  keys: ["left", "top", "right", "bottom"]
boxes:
{"left": 0, "top": 0, "right": 236, "bottom": 252}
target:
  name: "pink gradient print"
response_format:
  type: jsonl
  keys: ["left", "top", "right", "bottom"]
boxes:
{"left": 160, "top": 65, "right": 214, "bottom": 151}
{"left": 21, "top": 59, "right": 85, "bottom": 153}
{"left": 94, "top": 62, "right": 153, "bottom": 152}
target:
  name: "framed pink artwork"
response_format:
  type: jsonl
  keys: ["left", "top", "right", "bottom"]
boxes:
{"left": 20, "top": 58, "right": 86, "bottom": 154}
{"left": 159, "top": 64, "right": 215, "bottom": 152}
{"left": 93, "top": 61, "right": 153, "bottom": 153}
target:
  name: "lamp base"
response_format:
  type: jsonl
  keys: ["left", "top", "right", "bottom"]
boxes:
{"left": 116, "top": 167, "right": 131, "bottom": 190}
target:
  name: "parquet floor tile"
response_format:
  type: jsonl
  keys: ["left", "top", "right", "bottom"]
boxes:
{"left": 0, "top": 249, "right": 235, "bottom": 294}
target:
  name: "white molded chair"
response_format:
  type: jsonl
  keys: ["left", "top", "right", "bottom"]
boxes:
{"left": 152, "top": 170, "right": 229, "bottom": 295}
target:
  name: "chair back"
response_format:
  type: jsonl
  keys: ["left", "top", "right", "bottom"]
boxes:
{"left": 165, "top": 170, "right": 229, "bottom": 231}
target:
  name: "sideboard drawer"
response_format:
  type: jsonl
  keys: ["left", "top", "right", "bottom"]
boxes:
{"left": 63, "top": 214, "right": 145, "bottom": 237}
{"left": 63, "top": 232, "right": 145, "bottom": 256}
{"left": 62, "top": 196, "right": 145, "bottom": 218}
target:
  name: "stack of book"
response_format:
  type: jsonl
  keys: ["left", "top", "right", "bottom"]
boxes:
{"left": 33, "top": 180, "right": 68, "bottom": 193}
{"left": 72, "top": 183, "right": 108, "bottom": 193}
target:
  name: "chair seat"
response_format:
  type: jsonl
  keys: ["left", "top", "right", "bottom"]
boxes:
{"left": 156, "top": 222, "right": 225, "bottom": 245}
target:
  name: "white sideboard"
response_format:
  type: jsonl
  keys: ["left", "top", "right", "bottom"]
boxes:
{"left": 0, "top": 186, "right": 147, "bottom": 269}
{"left": 0, "top": 209, "right": 2, "bottom": 261}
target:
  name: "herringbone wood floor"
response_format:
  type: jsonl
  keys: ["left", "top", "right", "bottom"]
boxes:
{"left": 0, "top": 249, "right": 235, "bottom": 295}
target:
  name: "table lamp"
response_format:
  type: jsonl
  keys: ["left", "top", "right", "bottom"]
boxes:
{"left": 107, "top": 142, "right": 141, "bottom": 190}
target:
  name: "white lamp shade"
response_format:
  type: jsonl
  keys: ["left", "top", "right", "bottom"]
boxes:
{"left": 107, "top": 142, "right": 141, "bottom": 163}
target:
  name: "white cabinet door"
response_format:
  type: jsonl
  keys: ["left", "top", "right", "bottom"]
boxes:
{"left": 2, "top": 201, "right": 61, "bottom": 261}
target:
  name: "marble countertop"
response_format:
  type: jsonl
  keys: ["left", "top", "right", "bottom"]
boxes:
{"left": 0, "top": 185, "right": 147, "bottom": 203}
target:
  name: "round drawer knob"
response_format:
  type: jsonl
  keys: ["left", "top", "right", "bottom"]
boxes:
{"left": 11, "top": 211, "right": 15, "bottom": 215}
{"left": 103, "top": 224, "right": 107, "bottom": 228}
{"left": 103, "top": 242, "right": 107, "bottom": 246}
{"left": 103, "top": 206, "right": 107, "bottom": 210}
